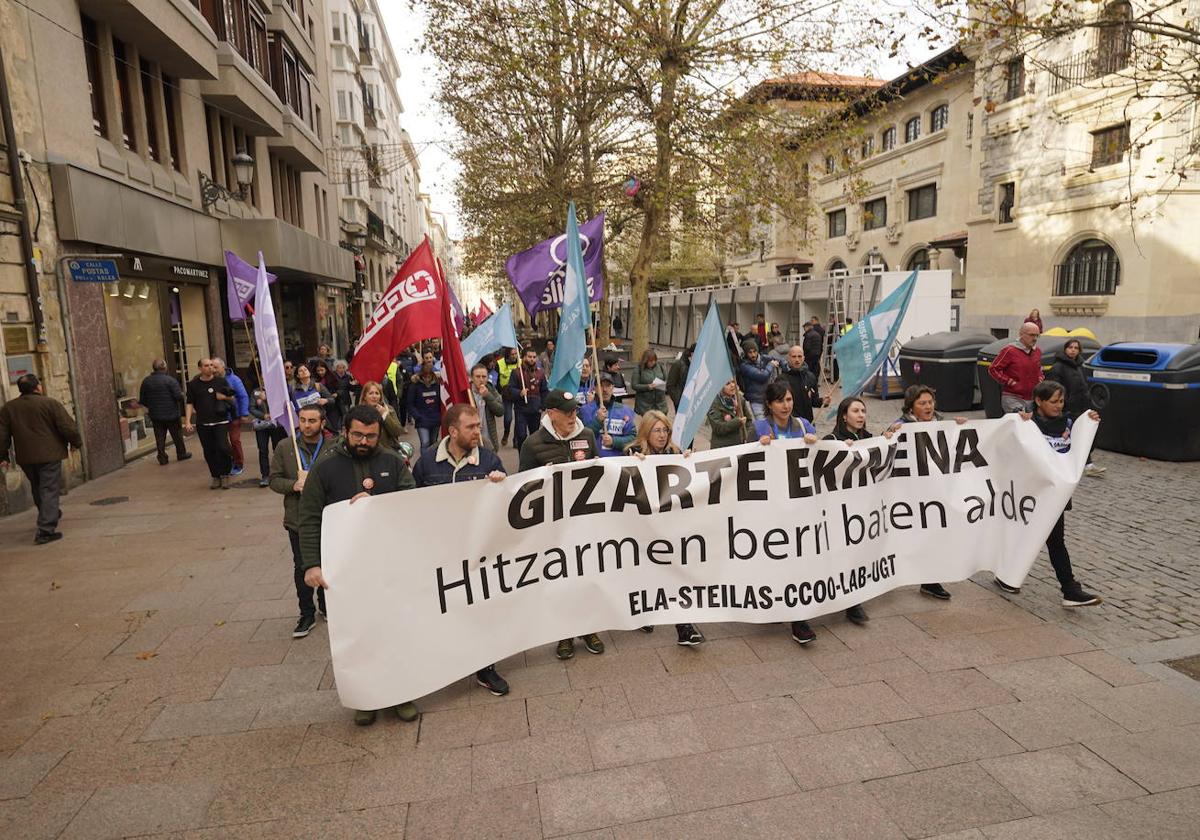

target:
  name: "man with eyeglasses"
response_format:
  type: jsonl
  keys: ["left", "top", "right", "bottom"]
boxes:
{"left": 989, "top": 321, "right": 1044, "bottom": 413}
{"left": 298, "top": 404, "right": 417, "bottom": 726}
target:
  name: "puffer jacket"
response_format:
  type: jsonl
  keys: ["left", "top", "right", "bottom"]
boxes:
{"left": 1047, "top": 355, "right": 1090, "bottom": 417}
{"left": 138, "top": 372, "right": 184, "bottom": 422}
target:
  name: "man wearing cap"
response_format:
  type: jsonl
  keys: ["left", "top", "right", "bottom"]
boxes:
{"left": 580, "top": 373, "right": 637, "bottom": 457}
{"left": 517, "top": 389, "right": 605, "bottom": 659}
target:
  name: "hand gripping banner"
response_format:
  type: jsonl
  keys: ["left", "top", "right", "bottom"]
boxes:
{"left": 321, "top": 415, "right": 1096, "bottom": 710}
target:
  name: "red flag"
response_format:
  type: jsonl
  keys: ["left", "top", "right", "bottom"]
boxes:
{"left": 349, "top": 239, "right": 441, "bottom": 384}
{"left": 434, "top": 257, "right": 471, "bottom": 413}
{"left": 477, "top": 299, "right": 493, "bottom": 320}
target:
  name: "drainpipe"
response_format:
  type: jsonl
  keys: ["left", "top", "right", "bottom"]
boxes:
{"left": 0, "top": 40, "right": 48, "bottom": 352}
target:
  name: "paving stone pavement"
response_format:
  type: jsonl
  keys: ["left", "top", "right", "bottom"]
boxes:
{"left": 0, "top": 409, "right": 1197, "bottom": 839}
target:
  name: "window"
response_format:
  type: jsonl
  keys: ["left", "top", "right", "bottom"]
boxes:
{"left": 139, "top": 59, "right": 160, "bottom": 163}
{"left": 966, "top": 113, "right": 974, "bottom": 140}
{"left": 930, "top": 104, "right": 948, "bottom": 132}
{"left": 998, "top": 182, "right": 1015, "bottom": 223}
{"left": 337, "top": 90, "right": 347, "bottom": 120}
{"left": 907, "top": 248, "right": 931, "bottom": 271}
{"left": 862, "top": 197, "right": 887, "bottom": 230}
{"left": 904, "top": 116, "right": 920, "bottom": 143}
{"left": 907, "top": 184, "right": 937, "bottom": 220}
{"left": 827, "top": 209, "right": 847, "bottom": 238}
{"left": 1091, "top": 122, "right": 1129, "bottom": 168}
{"left": 861, "top": 136, "right": 874, "bottom": 158}
{"left": 112, "top": 38, "right": 137, "bottom": 151}
{"left": 81, "top": 15, "right": 106, "bottom": 137}
{"left": 881, "top": 127, "right": 896, "bottom": 151}
{"left": 1054, "top": 239, "right": 1120, "bottom": 295}
{"left": 1097, "top": 1, "right": 1133, "bottom": 75}
{"left": 1004, "top": 57, "right": 1025, "bottom": 102}
{"left": 162, "top": 75, "right": 181, "bottom": 170}
{"left": 824, "top": 154, "right": 835, "bottom": 174}
{"left": 828, "top": 259, "right": 847, "bottom": 272}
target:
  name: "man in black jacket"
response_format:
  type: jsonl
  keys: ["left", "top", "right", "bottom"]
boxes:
{"left": 139, "top": 359, "right": 191, "bottom": 466}
{"left": 782, "top": 345, "right": 825, "bottom": 423}
{"left": 299, "top": 404, "right": 417, "bottom": 726}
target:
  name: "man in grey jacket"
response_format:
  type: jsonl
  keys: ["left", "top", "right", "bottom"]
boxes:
{"left": 469, "top": 363, "right": 505, "bottom": 451}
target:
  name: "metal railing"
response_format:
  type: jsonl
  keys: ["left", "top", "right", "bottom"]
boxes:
{"left": 1048, "top": 40, "right": 1136, "bottom": 95}
{"left": 610, "top": 265, "right": 887, "bottom": 302}
{"left": 1053, "top": 259, "right": 1120, "bottom": 296}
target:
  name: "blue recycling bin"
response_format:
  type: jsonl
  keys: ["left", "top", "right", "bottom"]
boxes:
{"left": 1085, "top": 343, "right": 1200, "bottom": 461}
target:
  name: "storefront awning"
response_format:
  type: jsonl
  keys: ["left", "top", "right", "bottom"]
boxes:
{"left": 220, "top": 218, "right": 355, "bottom": 287}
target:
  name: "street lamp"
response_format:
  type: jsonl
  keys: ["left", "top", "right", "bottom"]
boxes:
{"left": 199, "top": 151, "right": 256, "bottom": 214}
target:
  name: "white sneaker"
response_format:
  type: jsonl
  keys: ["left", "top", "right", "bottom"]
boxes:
{"left": 1084, "top": 463, "right": 1107, "bottom": 476}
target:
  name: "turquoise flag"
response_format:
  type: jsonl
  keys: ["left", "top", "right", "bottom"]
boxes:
{"left": 672, "top": 301, "right": 735, "bottom": 447}
{"left": 830, "top": 270, "right": 918, "bottom": 417}
{"left": 461, "top": 302, "right": 519, "bottom": 371}
{"left": 548, "top": 202, "right": 591, "bottom": 393}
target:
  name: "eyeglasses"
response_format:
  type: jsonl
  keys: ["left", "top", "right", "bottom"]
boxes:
{"left": 347, "top": 431, "right": 380, "bottom": 443}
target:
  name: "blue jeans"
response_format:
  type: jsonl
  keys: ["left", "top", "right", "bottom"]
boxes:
{"left": 417, "top": 425, "right": 437, "bottom": 450}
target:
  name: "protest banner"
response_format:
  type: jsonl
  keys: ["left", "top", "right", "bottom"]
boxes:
{"left": 321, "top": 415, "right": 1095, "bottom": 710}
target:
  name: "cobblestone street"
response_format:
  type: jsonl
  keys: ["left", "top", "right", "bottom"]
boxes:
{"left": 0, "top": 416, "right": 1198, "bottom": 839}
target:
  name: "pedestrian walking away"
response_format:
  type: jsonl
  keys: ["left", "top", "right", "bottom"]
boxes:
{"left": 0, "top": 373, "right": 83, "bottom": 544}
{"left": 138, "top": 358, "right": 191, "bottom": 465}
{"left": 299, "top": 404, "right": 418, "bottom": 725}
{"left": 994, "top": 381, "right": 1103, "bottom": 608}
{"left": 412, "top": 403, "right": 513, "bottom": 696}
{"left": 184, "top": 359, "right": 235, "bottom": 489}
{"left": 517, "top": 389, "right": 606, "bottom": 660}
{"left": 268, "top": 404, "right": 333, "bottom": 638}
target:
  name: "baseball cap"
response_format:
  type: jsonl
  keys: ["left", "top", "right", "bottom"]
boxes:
{"left": 544, "top": 390, "right": 580, "bottom": 411}
{"left": 599, "top": 372, "right": 615, "bottom": 384}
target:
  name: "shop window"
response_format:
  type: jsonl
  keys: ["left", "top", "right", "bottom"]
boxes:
{"left": 904, "top": 116, "right": 920, "bottom": 143}
{"left": 930, "top": 104, "right": 948, "bottom": 132}
{"left": 1091, "top": 122, "right": 1129, "bottom": 168}
{"left": 862, "top": 197, "right": 887, "bottom": 230}
{"left": 81, "top": 14, "right": 106, "bottom": 138}
{"left": 105, "top": 283, "right": 164, "bottom": 458}
{"left": 907, "top": 184, "right": 937, "bottom": 220}
{"left": 1054, "top": 239, "right": 1120, "bottom": 295}
{"left": 827, "top": 208, "right": 846, "bottom": 238}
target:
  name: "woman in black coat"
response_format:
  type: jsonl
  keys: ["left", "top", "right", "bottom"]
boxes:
{"left": 1046, "top": 338, "right": 1104, "bottom": 475}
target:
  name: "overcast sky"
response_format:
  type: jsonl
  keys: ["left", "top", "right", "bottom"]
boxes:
{"left": 382, "top": 3, "right": 943, "bottom": 243}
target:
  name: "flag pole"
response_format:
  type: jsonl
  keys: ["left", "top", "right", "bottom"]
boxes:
{"left": 284, "top": 398, "right": 303, "bottom": 474}
{"left": 240, "top": 311, "right": 264, "bottom": 397}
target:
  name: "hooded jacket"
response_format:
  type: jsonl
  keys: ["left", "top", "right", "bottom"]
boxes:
{"left": 298, "top": 438, "right": 415, "bottom": 570}
{"left": 739, "top": 355, "right": 776, "bottom": 403}
{"left": 225, "top": 371, "right": 250, "bottom": 418}
{"left": 518, "top": 414, "right": 598, "bottom": 471}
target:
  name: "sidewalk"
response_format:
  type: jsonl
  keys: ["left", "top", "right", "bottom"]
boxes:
{"left": 0, "top": 424, "right": 1198, "bottom": 839}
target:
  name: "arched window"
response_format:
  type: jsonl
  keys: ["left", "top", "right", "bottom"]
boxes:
{"left": 904, "top": 116, "right": 921, "bottom": 143}
{"left": 907, "top": 248, "right": 931, "bottom": 271}
{"left": 1054, "top": 239, "right": 1120, "bottom": 296}
{"left": 930, "top": 104, "right": 948, "bottom": 132}
{"left": 1097, "top": 2, "right": 1133, "bottom": 75}
{"left": 828, "top": 259, "right": 847, "bottom": 272}
{"left": 881, "top": 127, "right": 896, "bottom": 151}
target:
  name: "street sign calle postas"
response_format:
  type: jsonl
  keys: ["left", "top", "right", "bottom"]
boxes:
{"left": 67, "top": 259, "right": 120, "bottom": 283}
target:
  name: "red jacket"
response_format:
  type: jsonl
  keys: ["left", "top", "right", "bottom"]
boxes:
{"left": 989, "top": 343, "right": 1043, "bottom": 400}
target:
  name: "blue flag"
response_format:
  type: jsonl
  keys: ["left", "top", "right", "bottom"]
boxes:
{"left": 830, "top": 270, "right": 918, "bottom": 416}
{"left": 548, "top": 202, "right": 591, "bottom": 393}
{"left": 460, "top": 302, "right": 519, "bottom": 371}
{"left": 672, "top": 301, "right": 735, "bottom": 448}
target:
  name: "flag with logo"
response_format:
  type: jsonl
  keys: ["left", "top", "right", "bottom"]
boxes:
{"left": 349, "top": 238, "right": 442, "bottom": 385}
{"left": 225, "top": 250, "right": 276, "bottom": 321}
{"left": 461, "top": 302, "right": 519, "bottom": 371}
{"left": 672, "top": 301, "right": 735, "bottom": 448}
{"left": 250, "top": 252, "right": 292, "bottom": 435}
{"left": 506, "top": 212, "right": 605, "bottom": 318}
{"left": 548, "top": 203, "right": 591, "bottom": 394}
{"left": 830, "top": 269, "right": 918, "bottom": 416}
{"left": 434, "top": 256, "right": 471, "bottom": 411}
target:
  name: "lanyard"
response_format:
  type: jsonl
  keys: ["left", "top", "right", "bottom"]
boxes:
{"left": 770, "top": 419, "right": 794, "bottom": 439}
{"left": 297, "top": 435, "right": 324, "bottom": 471}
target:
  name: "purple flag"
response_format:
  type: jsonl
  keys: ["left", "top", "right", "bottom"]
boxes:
{"left": 225, "top": 249, "right": 276, "bottom": 322}
{"left": 505, "top": 212, "right": 604, "bottom": 318}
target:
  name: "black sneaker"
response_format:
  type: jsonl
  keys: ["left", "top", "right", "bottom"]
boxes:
{"left": 1062, "top": 587, "right": 1102, "bottom": 607}
{"left": 846, "top": 604, "right": 869, "bottom": 625}
{"left": 34, "top": 531, "right": 63, "bottom": 545}
{"left": 640, "top": 626, "right": 655, "bottom": 633}
{"left": 476, "top": 666, "right": 510, "bottom": 696}
{"left": 994, "top": 576, "right": 1021, "bottom": 594}
{"left": 177, "top": 452, "right": 193, "bottom": 462}
{"left": 676, "top": 624, "right": 704, "bottom": 646}
{"left": 920, "top": 583, "right": 952, "bottom": 600}
{"left": 293, "top": 615, "right": 316, "bottom": 638}
{"left": 790, "top": 621, "right": 816, "bottom": 645}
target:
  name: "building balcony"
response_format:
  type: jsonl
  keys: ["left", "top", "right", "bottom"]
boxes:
{"left": 200, "top": 43, "right": 285, "bottom": 136}
{"left": 268, "top": 111, "right": 324, "bottom": 171}
{"left": 1048, "top": 34, "right": 1142, "bottom": 96}
{"left": 268, "top": 0, "right": 317, "bottom": 72}
{"left": 80, "top": 0, "right": 219, "bottom": 79}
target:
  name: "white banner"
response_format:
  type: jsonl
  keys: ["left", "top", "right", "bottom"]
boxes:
{"left": 322, "top": 416, "right": 1096, "bottom": 710}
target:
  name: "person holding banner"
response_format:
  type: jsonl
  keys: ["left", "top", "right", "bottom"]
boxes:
{"left": 300, "top": 405, "right": 419, "bottom": 725}
{"left": 996, "top": 381, "right": 1103, "bottom": 608}
{"left": 269, "top": 404, "right": 333, "bottom": 639}
{"left": 706, "top": 379, "right": 754, "bottom": 449}
{"left": 631, "top": 349, "right": 669, "bottom": 417}
{"left": 517, "top": 389, "right": 606, "bottom": 660}
{"left": 580, "top": 373, "right": 636, "bottom": 457}
{"left": 623, "top": 412, "right": 706, "bottom": 648}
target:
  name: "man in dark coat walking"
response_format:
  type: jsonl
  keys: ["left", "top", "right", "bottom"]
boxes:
{"left": 0, "top": 373, "right": 83, "bottom": 544}
{"left": 138, "top": 359, "right": 191, "bottom": 465}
